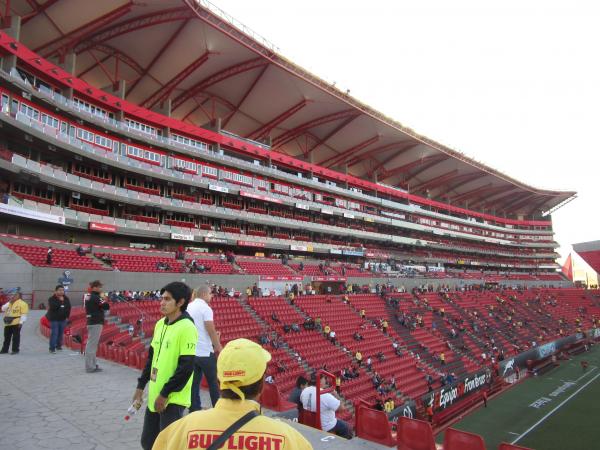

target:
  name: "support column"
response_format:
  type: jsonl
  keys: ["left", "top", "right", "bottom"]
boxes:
{"left": 152, "top": 98, "right": 171, "bottom": 137}
{"left": 1, "top": 15, "right": 21, "bottom": 72}
{"left": 107, "top": 79, "right": 126, "bottom": 122}
{"left": 60, "top": 53, "right": 77, "bottom": 99}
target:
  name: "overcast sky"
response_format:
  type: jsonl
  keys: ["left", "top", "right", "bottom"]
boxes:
{"left": 217, "top": 0, "right": 599, "bottom": 275}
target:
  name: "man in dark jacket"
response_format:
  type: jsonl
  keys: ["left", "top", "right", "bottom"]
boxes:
{"left": 132, "top": 281, "right": 198, "bottom": 450}
{"left": 85, "top": 280, "right": 109, "bottom": 373}
{"left": 47, "top": 285, "right": 71, "bottom": 353}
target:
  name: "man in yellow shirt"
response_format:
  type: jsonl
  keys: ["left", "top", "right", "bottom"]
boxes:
{"left": 1, "top": 289, "right": 29, "bottom": 354}
{"left": 152, "top": 338, "right": 313, "bottom": 450}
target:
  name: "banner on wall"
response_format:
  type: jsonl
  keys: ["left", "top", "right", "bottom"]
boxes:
{"left": 89, "top": 222, "right": 117, "bottom": 233}
{"left": 0, "top": 203, "right": 65, "bottom": 225}
{"left": 421, "top": 369, "right": 492, "bottom": 413}
{"left": 260, "top": 276, "right": 303, "bottom": 281}
{"left": 237, "top": 240, "right": 266, "bottom": 248}
{"left": 171, "top": 233, "right": 194, "bottom": 241}
{"left": 499, "top": 333, "right": 583, "bottom": 378}
{"left": 204, "top": 237, "right": 228, "bottom": 244}
{"left": 312, "top": 276, "right": 347, "bottom": 282}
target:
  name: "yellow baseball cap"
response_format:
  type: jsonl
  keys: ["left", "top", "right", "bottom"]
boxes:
{"left": 217, "top": 338, "right": 272, "bottom": 400}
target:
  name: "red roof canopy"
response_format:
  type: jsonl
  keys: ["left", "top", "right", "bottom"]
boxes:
{"left": 11, "top": 0, "right": 576, "bottom": 216}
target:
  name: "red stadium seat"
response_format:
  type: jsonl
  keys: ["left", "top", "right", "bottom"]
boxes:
{"left": 498, "top": 443, "right": 534, "bottom": 450}
{"left": 397, "top": 417, "right": 436, "bottom": 450}
{"left": 259, "top": 382, "right": 296, "bottom": 412}
{"left": 444, "top": 427, "right": 487, "bottom": 450}
{"left": 354, "top": 405, "right": 395, "bottom": 446}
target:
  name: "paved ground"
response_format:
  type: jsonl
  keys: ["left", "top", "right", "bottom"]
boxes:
{"left": 0, "top": 311, "right": 380, "bottom": 450}
{"left": 0, "top": 311, "right": 203, "bottom": 450}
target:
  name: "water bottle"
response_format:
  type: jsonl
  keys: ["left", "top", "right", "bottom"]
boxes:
{"left": 124, "top": 401, "right": 141, "bottom": 421}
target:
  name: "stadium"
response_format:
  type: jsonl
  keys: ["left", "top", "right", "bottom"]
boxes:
{"left": 0, "top": 1, "right": 598, "bottom": 450}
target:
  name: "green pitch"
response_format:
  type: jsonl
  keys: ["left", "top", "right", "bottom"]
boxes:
{"left": 437, "top": 343, "right": 600, "bottom": 450}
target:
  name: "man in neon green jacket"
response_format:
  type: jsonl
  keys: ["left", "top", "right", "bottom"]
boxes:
{"left": 133, "top": 281, "right": 198, "bottom": 450}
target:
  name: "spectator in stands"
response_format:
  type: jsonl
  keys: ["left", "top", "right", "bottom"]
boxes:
{"left": 355, "top": 351, "right": 363, "bottom": 366}
{"left": 85, "top": 280, "right": 109, "bottom": 373}
{"left": 47, "top": 285, "right": 71, "bottom": 353}
{"left": 353, "top": 331, "right": 363, "bottom": 341}
{"left": 303, "top": 318, "right": 315, "bottom": 330}
{"left": 46, "top": 246, "right": 53, "bottom": 265}
{"left": 258, "top": 334, "right": 269, "bottom": 346}
{"left": 289, "top": 375, "right": 309, "bottom": 411}
{"left": 291, "top": 323, "right": 300, "bottom": 333}
{"left": 301, "top": 375, "right": 352, "bottom": 439}
{"left": 133, "top": 281, "right": 198, "bottom": 450}
{"left": 329, "top": 330, "right": 336, "bottom": 344}
{"left": 360, "top": 309, "right": 366, "bottom": 319}
{"left": 187, "top": 284, "right": 223, "bottom": 411}
{"left": 382, "top": 319, "right": 389, "bottom": 334}
{"left": 1, "top": 289, "right": 28, "bottom": 354}
{"left": 439, "top": 352, "right": 446, "bottom": 365}
{"left": 265, "top": 374, "right": 275, "bottom": 384}
{"left": 366, "top": 357, "right": 372, "bottom": 370}
{"left": 283, "top": 324, "right": 291, "bottom": 333}
{"left": 76, "top": 245, "right": 86, "bottom": 256}
{"left": 377, "top": 351, "right": 385, "bottom": 362}
{"left": 315, "top": 317, "right": 322, "bottom": 331}
{"left": 152, "top": 339, "right": 313, "bottom": 450}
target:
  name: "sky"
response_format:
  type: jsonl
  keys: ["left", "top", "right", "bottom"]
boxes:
{"left": 215, "top": 0, "right": 599, "bottom": 275}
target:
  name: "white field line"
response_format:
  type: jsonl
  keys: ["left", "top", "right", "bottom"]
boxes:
{"left": 511, "top": 372, "right": 600, "bottom": 444}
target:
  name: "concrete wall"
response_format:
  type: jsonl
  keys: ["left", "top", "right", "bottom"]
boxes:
{"left": 31, "top": 268, "right": 259, "bottom": 306}
{"left": 0, "top": 243, "right": 33, "bottom": 293}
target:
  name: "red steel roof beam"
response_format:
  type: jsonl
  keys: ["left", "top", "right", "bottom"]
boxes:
{"left": 379, "top": 154, "right": 446, "bottom": 180}
{"left": 303, "top": 115, "right": 358, "bottom": 157}
{"left": 21, "top": 0, "right": 61, "bottom": 24}
{"left": 246, "top": 99, "right": 309, "bottom": 141}
{"left": 411, "top": 169, "right": 459, "bottom": 193}
{"left": 142, "top": 50, "right": 211, "bottom": 108}
{"left": 347, "top": 141, "right": 414, "bottom": 168}
{"left": 221, "top": 64, "right": 269, "bottom": 129}
{"left": 35, "top": 2, "right": 134, "bottom": 57}
{"left": 442, "top": 172, "right": 488, "bottom": 196}
{"left": 469, "top": 188, "right": 522, "bottom": 209}
{"left": 126, "top": 19, "right": 189, "bottom": 98}
{"left": 171, "top": 58, "right": 268, "bottom": 111}
{"left": 318, "top": 135, "right": 380, "bottom": 168}
{"left": 72, "top": 7, "right": 194, "bottom": 55}
{"left": 450, "top": 183, "right": 506, "bottom": 203}
{"left": 403, "top": 155, "right": 450, "bottom": 184}
{"left": 499, "top": 193, "right": 539, "bottom": 212}
{"left": 271, "top": 109, "right": 360, "bottom": 149}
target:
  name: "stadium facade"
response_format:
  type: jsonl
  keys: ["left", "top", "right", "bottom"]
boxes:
{"left": 0, "top": 1, "right": 576, "bottom": 295}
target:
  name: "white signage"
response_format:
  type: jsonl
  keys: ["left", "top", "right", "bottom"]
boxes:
{"left": 295, "top": 203, "right": 310, "bottom": 210}
{"left": 208, "top": 184, "right": 229, "bottom": 193}
{"left": 0, "top": 203, "right": 65, "bottom": 225}
{"left": 171, "top": 233, "right": 194, "bottom": 241}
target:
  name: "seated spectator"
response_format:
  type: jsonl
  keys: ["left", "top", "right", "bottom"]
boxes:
{"left": 377, "top": 351, "right": 385, "bottom": 362}
{"left": 277, "top": 361, "right": 288, "bottom": 373}
{"left": 291, "top": 323, "right": 300, "bottom": 333}
{"left": 283, "top": 324, "right": 291, "bottom": 333}
{"left": 288, "top": 376, "right": 308, "bottom": 410}
{"left": 271, "top": 312, "right": 280, "bottom": 323}
{"left": 329, "top": 330, "right": 336, "bottom": 343}
{"left": 353, "top": 332, "right": 363, "bottom": 341}
{"left": 265, "top": 374, "right": 275, "bottom": 384}
{"left": 258, "top": 334, "right": 270, "bottom": 346}
{"left": 301, "top": 376, "right": 353, "bottom": 439}
{"left": 76, "top": 245, "right": 86, "bottom": 256}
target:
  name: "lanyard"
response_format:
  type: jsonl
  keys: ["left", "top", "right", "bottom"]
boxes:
{"left": 154, "top": 321, "right": 169, "bottom": 363}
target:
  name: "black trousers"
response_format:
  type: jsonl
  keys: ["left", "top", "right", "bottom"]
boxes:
{"left": 140, "top": 404, "right": 185, "bottom": 450}
{"left": 1, "top": 325, "right": 21, "bottom": 353}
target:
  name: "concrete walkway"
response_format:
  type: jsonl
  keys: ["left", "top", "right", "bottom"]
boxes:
{"left": 0, "top": 310, "right": 205, "bottom": 450}
{"left": 0, "top": 311, "right": 380, "bottom": 450}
